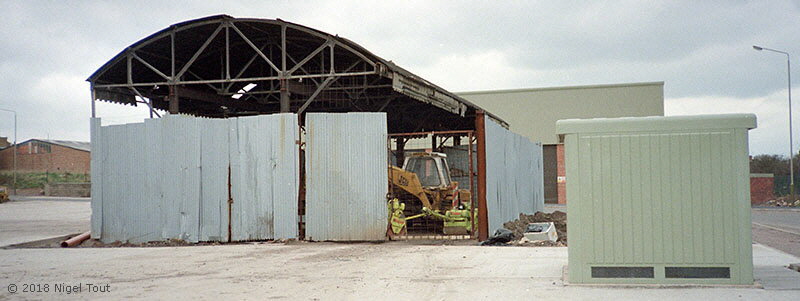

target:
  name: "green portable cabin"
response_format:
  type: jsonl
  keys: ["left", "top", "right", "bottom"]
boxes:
{"left": 557, "top": 114, "right": 756, "bottom": 285}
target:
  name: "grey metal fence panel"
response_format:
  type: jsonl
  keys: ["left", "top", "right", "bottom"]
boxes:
{"left": 229, "top": 114, "right": 299, "bottom": 241}
{"left": 142, "top": 118, "right": 165, "bottom": 242}
{"left": 485, "top": 116, "right": 545, "bottom": 234}
{"left": 158, "top": 116, "right": 202, "bottom": 242}
{"left": 98, "top": 122, "right": 157, "bottom": 243}
{"left": 229, "top": 116, "right": 265, "bottom": 241}
{"left": 271, "top": 114, "right": 300, "bottom": 239}
{"left": 305, "top": 113, "right": 388, "bottom": 241}
{"left": 199, "top": 118, "right": 230, "bottom": 242}
{"left": 92, "top": 114, "right": 299, "bottom": 243}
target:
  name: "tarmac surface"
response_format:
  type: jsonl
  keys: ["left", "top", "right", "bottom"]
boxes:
{"left": 0, "top": 199, "right": 798, "bottom": 300}
{"left": 0, "top": 197, "right": 89, "bottom": 247}
{"left": 752, "top": 208, "right": 800, "bottom": 258}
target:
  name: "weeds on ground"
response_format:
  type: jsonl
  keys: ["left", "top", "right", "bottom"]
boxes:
{"left": 0, "top": 172, "right": 89, "bottom": 189}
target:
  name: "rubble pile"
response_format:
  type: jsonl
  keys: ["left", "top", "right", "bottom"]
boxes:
{"left": 762, "top": 196, "right": 800, "bottom": 207}
{"left": 510, "top": 237, "right": 562, "bottom": 247}
{"left": 502, "top": 211, "right": 567, "bottom": 245}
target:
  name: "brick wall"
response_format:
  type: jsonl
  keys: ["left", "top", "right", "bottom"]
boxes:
{"left": 750, "top": 174, "right": 774, "bottom": 204}
{"left": 557, "top": 143, "right": 566, "bottom": 204}
{"left": 0, "top": 143, "right": 90, "bottom": 174}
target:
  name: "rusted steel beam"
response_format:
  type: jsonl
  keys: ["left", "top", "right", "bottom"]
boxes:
{"left": 468, "top": 131, "right": 476, "bottom": 239}
{"left": 475, "top": 111, "right": 489, "bottom": 241}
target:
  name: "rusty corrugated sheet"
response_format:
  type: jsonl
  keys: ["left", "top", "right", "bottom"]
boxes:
{"left": 304, "top": 113, "right": 388, "bottom": 241}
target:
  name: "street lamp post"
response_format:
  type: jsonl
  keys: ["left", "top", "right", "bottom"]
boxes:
{"left": 0, "top": 108, "right": 16, "bottom": 195}
{"left": 754, "top": 45, "right": 794, "bottom": 199}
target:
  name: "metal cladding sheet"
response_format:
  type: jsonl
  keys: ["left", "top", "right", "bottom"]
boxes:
{"left": 484, "top": 115, "right": 545, "bottom": 234}
{"left": 305, "top": 113, "right": 388, "bottom": 241}
{"left": 199, "top": 118, "right": 230, "bottom": 242}
{"left": 229, "top": 114, "right": 299, "bottom": 241}
{"left": 91, "top": 114, "right": 299, "bottom": 243}
{"left": 89, "top": 118, "right": 102, "bottom": 238}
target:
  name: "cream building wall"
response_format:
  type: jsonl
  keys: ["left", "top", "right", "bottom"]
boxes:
{"left": 458, "top": 82, "right": 664, "bottom": 145}
{"left": 458, "top": 82, "right": 664, "bottom": 203}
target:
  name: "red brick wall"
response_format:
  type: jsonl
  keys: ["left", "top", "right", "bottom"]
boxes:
{"left": 750, "top": 175, "right": 774, "bottom": 205}
{"left": 557, "top": 143, "right": 566, "bottom": 204}
{"left": 0, "top": 143, "right": 90, "bottom": 174}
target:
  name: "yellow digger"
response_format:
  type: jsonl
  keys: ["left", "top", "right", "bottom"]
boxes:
{"left": 387, "top": 152, "right": 475, "bottom": 236}
{"left": 0, "top": 186, "right": 8, "bottom": 203}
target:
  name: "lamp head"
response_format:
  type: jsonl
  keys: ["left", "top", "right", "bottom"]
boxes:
{"left": 753, "top": 45, "right": 764, "bottom": 51}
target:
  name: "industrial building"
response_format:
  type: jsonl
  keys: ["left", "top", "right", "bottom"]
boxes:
{"left": 0, "top": 139, "right": 91, "bottom": 174}
{"left": 87, "top": 15, "right": 544, "bottom": 243}
{"left": 459, "top": 82, "right": 664, "bottom": 203}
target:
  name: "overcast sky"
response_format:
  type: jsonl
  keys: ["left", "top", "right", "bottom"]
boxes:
{"left": 1, "top": 1, "right": 799, "bottom": 155}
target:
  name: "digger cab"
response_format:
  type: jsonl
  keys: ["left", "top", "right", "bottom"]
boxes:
{"left": 402, "top": 152, "right": 452, "bottom": 189}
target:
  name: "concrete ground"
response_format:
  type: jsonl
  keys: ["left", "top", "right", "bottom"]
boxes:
{"left": 0, "top": 242, "right": 798, "bottom": 300}
{"left": 0, "top": 200, "right": 798, "bottom": 300}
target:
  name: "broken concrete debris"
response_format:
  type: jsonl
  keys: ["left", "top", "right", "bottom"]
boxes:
{"left": 480, "top": 211, "right": 567, "bottom": 247}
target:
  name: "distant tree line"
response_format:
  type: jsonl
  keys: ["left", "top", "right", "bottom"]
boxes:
{"left": 750, "top": 153, "right": 800, "bottom": 175}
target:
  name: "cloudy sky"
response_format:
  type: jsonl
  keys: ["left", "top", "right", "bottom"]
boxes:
{"left": 0, "top": 1, "right": 798, "bottom": 155}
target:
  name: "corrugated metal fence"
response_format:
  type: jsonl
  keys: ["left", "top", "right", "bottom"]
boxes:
{"left": 91, "top": 114, "right": 298, "bottom": 243}
{"left": 304, "top": 113, "right": 388, "bottom": 241}
{"left": 91, "top": 112, "right": 537, "bottom": 242}
{"left": 484, "top": 116, "right": 545, "bottom": 233}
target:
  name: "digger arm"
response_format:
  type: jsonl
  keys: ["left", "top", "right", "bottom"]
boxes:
{"left": 389, "top": 166, "right": 433, "bottom": 209}
{"left": 421, "top": 207, "right": 455, "bottom": 222}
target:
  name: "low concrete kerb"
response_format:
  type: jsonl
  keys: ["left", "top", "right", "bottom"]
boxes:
{"left": 751, "top": 207, "right": 800, "bottom": 212}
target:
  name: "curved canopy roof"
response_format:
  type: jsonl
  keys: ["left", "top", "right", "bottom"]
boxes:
{"left": 88, "top": 15, "right": 506, "bottom": 132}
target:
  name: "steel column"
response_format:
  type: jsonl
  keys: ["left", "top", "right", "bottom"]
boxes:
{"left": 168, "top": 85, "right": 179, "bottom": 114}
{"left": 90, "top": 85, "right": 96, "bottom": 118}
{"left": 395, "top": 137, "right": 405, "bottom": 167}
{"left": 475, "top": 110, "right": 488, "bottom": 241}
{"left": 280, "top": 24, "right": 289, "bottom": 112}
{"left": 468, "top": 132, "right": 475, "bottom": 239}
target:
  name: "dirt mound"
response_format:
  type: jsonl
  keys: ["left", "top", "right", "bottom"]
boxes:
{"left": 502, "top": 211, "right": 567, "bottom": 245}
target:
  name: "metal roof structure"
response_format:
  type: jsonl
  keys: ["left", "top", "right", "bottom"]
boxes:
{"left": 10, "top": 139, "right": 91, "bottom": 152}
{"left": 87, "top": 15, "right": 506, "bottom": 133}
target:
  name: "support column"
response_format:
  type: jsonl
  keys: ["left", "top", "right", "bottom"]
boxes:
{"left": 475, "top": 111, "right": 489, "bottom": 241}
{"left": 280, "top": 24, "right": 290, "bottom": 113}
{"left": 168, "top": 85, "right": 179, "bottom": 114}
{"left": 395, "top": 138, "right": 405, "bottom": 167}
{"left": 90, "top": 85, "right": 96, "bottom": 118}
{"left": 280, "top": 78, "right": 290, "bottom": 112}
